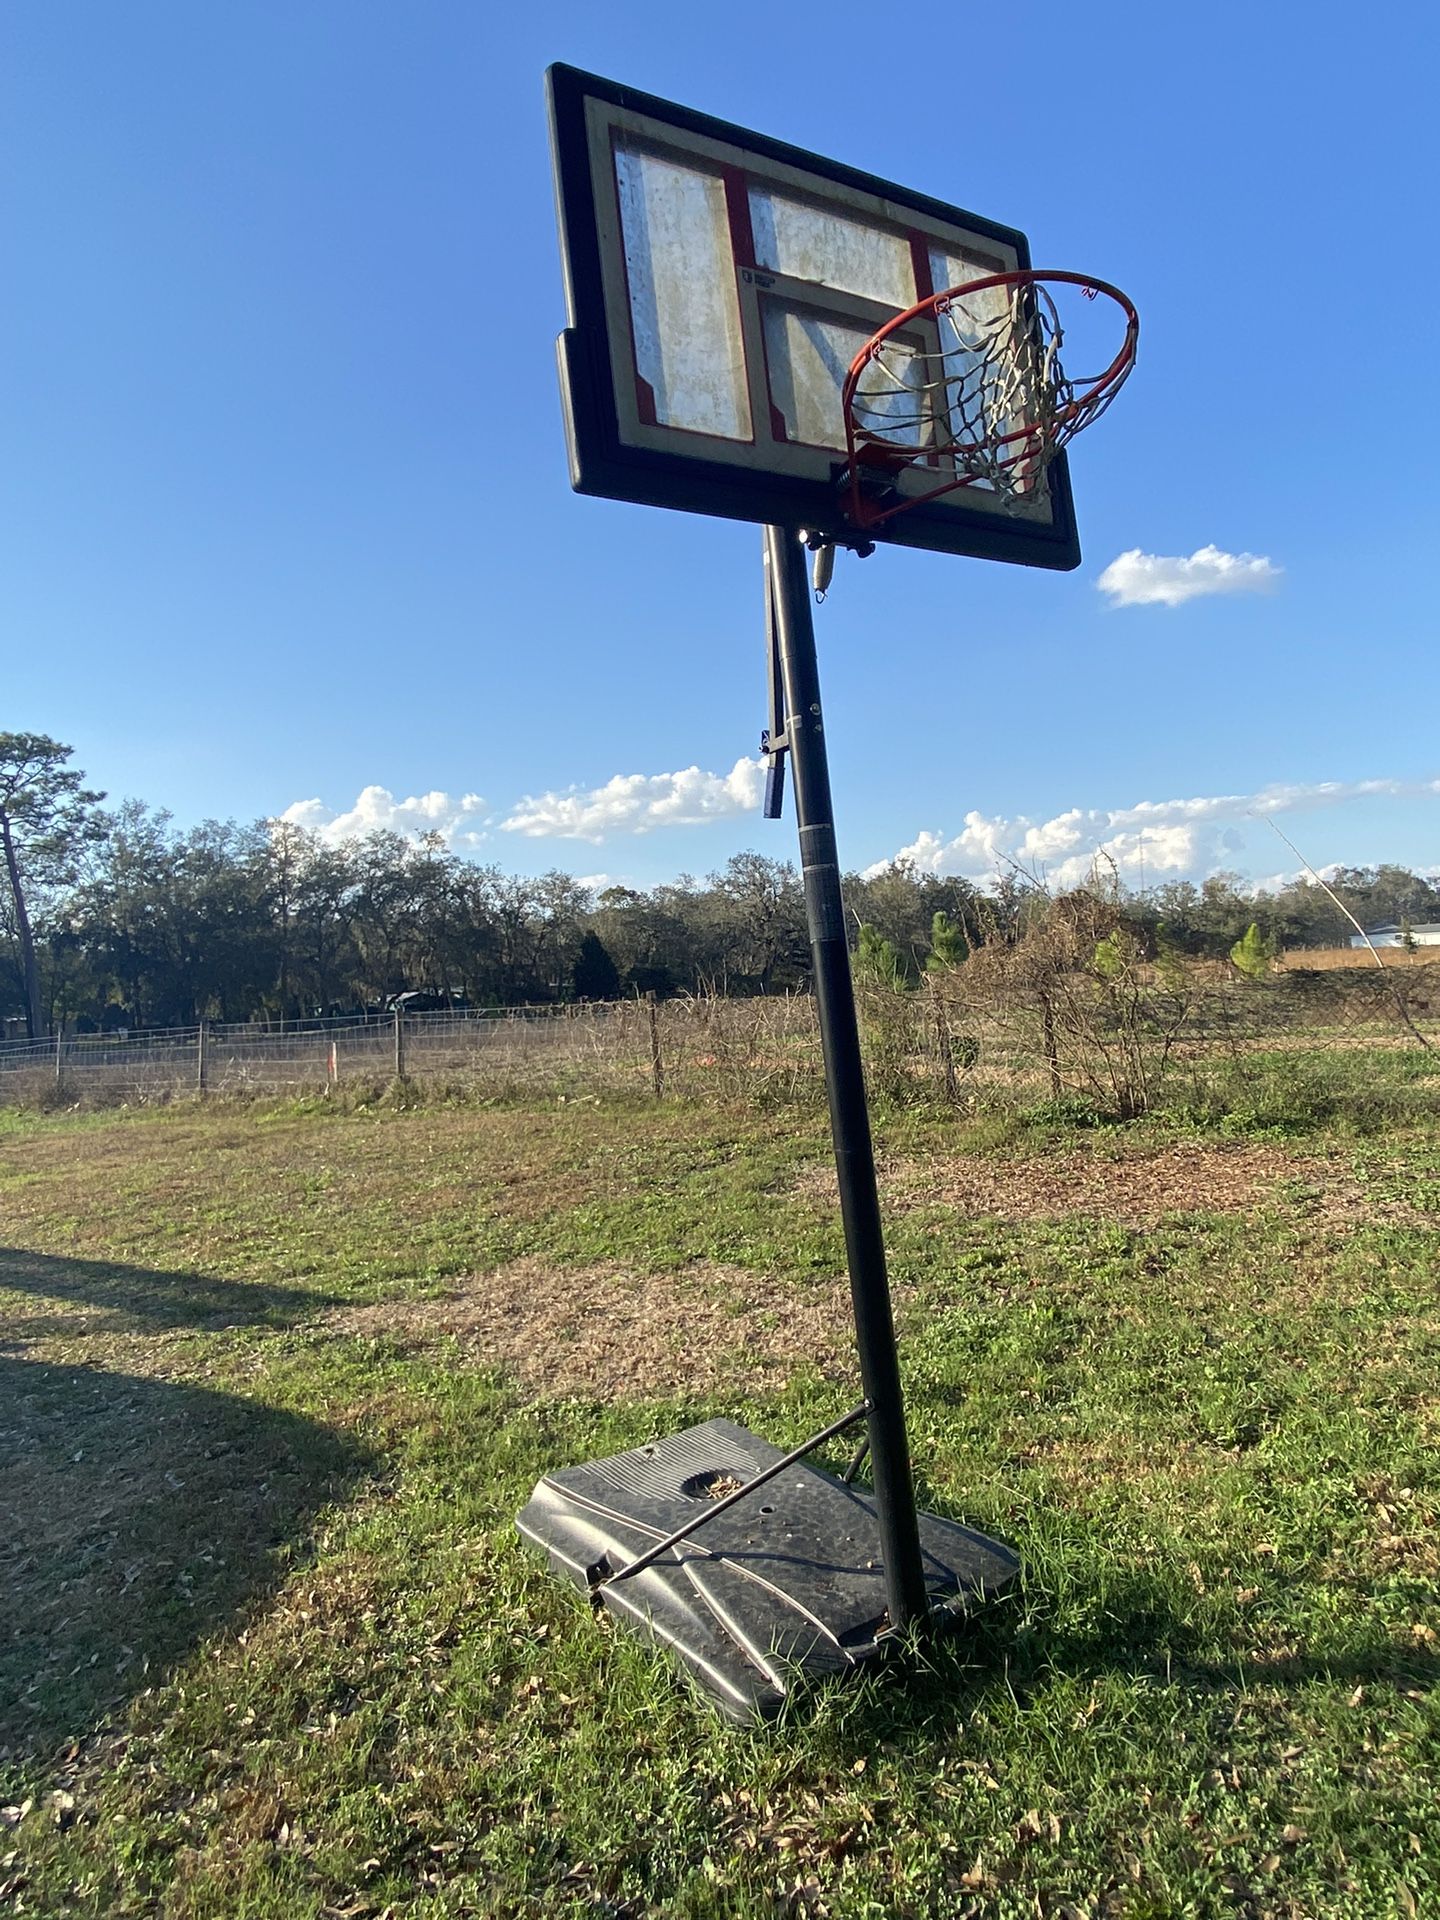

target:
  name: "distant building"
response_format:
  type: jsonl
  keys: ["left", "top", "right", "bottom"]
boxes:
{"left": 1350, "top": 922, "right": 1440, "bottom": 948}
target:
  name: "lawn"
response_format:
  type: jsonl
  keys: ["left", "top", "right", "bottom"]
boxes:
{"left": 1, "top": 1077, "right": 1438, "bottom": 1917}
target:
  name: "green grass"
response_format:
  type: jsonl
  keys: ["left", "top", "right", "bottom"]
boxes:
{"left": 2, "top": 1089, "right": 1438, "bottom": 1916}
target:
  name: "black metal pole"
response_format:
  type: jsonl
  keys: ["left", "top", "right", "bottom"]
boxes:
{"left": 764, "top": 525, "right": 929, "bottom": 1633}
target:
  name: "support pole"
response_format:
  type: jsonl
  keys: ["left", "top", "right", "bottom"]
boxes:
{"left": 197, "top": 1021, "right": 208, "bottom": 1094}
{"left": 393, "top": 1008, "right": 406, "bottom": 1081}
{"left": 763, "top": 525, "right": 928, "bottom": 1633}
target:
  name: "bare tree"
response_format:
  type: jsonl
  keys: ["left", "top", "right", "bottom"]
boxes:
{"left": 959, "top": 883, "right": 1198, "bottom": 1118}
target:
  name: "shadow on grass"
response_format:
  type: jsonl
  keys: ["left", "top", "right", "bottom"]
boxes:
{"left": 0, "top": 1245, "right": 338, "bottom": 1333}
{"left": 788, "top": 1555, "right": 1440, "bottom": 1749}
{"left": 0, "top": 1355, "right": 373, "bottom": 1767}
{"left": 1012, "top": 1563, "right": 1440, "bottom": 1688}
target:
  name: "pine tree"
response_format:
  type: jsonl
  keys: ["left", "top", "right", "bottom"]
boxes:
{"left": 1229, "top": 922, "right": 1273, "bottom": 979}
{"left": 925, "top": 909, "right": 969, "bottom": 971}
{"left": 0, "top": 733, "right": 107, "bottom": 1037}
{"left": 856, "top": 922, "right": 910, "bottom": 991}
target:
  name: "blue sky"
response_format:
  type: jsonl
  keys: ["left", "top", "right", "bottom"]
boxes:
{"left": 4, "top": 1, "right": 1437, "bottom": 894}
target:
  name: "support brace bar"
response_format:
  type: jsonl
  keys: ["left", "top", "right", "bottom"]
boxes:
{"left": 598, "top": 1400, "right": 870, "bottom": 1590}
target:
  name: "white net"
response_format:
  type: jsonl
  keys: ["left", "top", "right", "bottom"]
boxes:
{"left": 846, "top": 274, "right": 1136, "bottom": 512}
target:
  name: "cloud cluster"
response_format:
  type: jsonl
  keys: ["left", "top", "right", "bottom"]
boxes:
{"left": 500, "top": 758, "right": 766, "bottom": 843}
{"left": 280, "top": 785, "right": 488, "bottom": 849}
{"left": 872, "top": 778, "right": 1437, "bottom": 890}
{"left": 280, "top": 757, "right": 769, "bottom": 853}
{"left": 1096, "top": 544, "right": 1282, "bottom": 608}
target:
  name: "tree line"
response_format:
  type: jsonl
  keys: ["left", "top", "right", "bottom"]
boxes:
{"left": 2, "top": 733, "right": 1436, "bottom": 1036}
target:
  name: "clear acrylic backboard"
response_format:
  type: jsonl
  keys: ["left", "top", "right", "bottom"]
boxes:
{"left": 547, "top": 64, "right": 1082, "bottom": 569}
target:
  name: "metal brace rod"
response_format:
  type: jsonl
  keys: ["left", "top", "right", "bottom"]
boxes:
{"left": 761, "top": 556, "right": 789, "bottom": 819}
{"left": 840, "top": 1434, "right": 871, "bottom": 1485}
{"left": 596, "top": 1400, "right": 871, "bottom": 1591}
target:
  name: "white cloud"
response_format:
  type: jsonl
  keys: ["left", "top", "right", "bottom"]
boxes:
{"left": 279, "top": 758, "right": 768, "bottom": 854}
{"left": 500, "top": 758, "right": 766, "bottom": 843}
{"left": 280, "top": 785, "right": 489, "bottom": 849}
{"left": 870, "top": 778, "right": 1440, "bottom": 890}
{"left": 1096, "top": 543, "right": 1282, "bottom": 608}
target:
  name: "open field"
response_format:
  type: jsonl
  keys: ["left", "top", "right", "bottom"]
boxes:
{"left": 1276, "top": 949, "right": 1440, "bottom": 972}
{"left": 3, "top": 1062, "right": 1440, "bottom": 1917}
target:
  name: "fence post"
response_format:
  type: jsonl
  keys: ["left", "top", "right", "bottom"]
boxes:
{"left": 328, "top": 1037, "right": 339, "bottom": 1086}
{"left": 647, "top": 990, "right": 664, "bottom": 1097}
{"left": 393, "top": 1008, "right": 407, "bottom": 1081}
{"left": 55, "top": 1026, "right": 63, "bottom": 1093}
{"left": 931, "top": 990, "right": 958, "bottom": 1103}
{"left": 197, "top": 1021, "right": 208, "bottom": 1094}
{"left": 1041, "top": 994, "right": 1062, "bottom": 1098}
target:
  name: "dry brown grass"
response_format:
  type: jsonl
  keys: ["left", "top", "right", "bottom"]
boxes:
{"left": 799, "top": 1138, "right": 1432, "bottom": 1230}
{"left": 1277, "top": 946, "right": 1440, "bottom": 971}
{"left": 321, "top": 1257, "right": 869, "bottom": 1402}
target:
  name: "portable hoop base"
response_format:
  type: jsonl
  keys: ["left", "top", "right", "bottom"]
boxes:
{"left": 518, "top": 1419, "right": 1019, "bottom": 1722}
{"left": 517, "top": 529, "right": 1019, "bottom": 1721}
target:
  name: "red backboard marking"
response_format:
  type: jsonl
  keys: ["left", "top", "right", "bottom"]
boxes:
{"left": 635, "top": 374, "right": 659, "bottom": 426}
{"left": 725, "top": 165, "right": 775, "bottom": 438}
{"left": 721, "top": 166, "right": 757, "bottom": 268}
{"left": 908, "top": 236, "right": 935, "bottom": 303}
{"left": 743, "top": 209, "right": 792, "bottom": 445}
{"left": 906, "top": 238, "right": 940, "bottom": 468}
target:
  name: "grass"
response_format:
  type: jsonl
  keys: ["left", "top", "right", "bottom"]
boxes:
{"left": 1, "top": 1080, "right": 1438, "bottom": 1917}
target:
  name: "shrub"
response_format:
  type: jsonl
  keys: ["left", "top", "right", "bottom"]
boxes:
{"left": 1229, "top": 922, "right": 1275, "bottom": 980}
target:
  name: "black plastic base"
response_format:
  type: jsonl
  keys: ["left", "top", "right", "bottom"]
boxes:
{"left": 517, "top": 1418, "right": 1019, "bottom": 1722}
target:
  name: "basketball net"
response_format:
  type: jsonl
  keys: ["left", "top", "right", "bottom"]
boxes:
{"left": 840, "top": 270, "right": 1138, "bottom": 530}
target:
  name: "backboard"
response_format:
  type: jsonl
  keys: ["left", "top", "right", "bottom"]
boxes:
{"left": 547, "top": 63, "right": 1082, "bottom": 569}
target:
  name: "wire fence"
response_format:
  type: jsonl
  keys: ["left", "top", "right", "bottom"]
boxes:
{"left": 1, "top": 962, "right": 1436, "bottom": 1112}
{"left": 0, "top": 999, "right": 825, "bottom": 1108}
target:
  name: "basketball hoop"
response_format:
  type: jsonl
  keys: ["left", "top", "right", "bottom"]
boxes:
{"left": 839, "top": 269, "right": 1138, "bottom": 530}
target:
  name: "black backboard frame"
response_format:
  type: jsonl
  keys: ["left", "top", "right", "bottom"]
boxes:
{"left": 547, "top": 63, "right": 1083, "bottom": 570}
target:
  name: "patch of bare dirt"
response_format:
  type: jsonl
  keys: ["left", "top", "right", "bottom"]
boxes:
{"left": 800, "top": 1141, "right": 1429, "bottom": 1229}
{"left": 322, "top": 1258, "right": 866, "bottom": 1401}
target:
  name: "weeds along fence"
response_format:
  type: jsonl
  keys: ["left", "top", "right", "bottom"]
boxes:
{"left": 1, "top": 964, "right": 1436, "bottom": 1114}
{"left": 0, "top": 997, "right": 828, "bottom": 1109}
{"left": 923, "top": 951, "right": 1440, "bottom": 1118}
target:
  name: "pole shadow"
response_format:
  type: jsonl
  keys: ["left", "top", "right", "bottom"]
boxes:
{"left": 775, "top": 1553, "right": 1440, "bottom": 1748}
{"left": 0, "top": 1245, "right": 340, "bottom": 1335}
